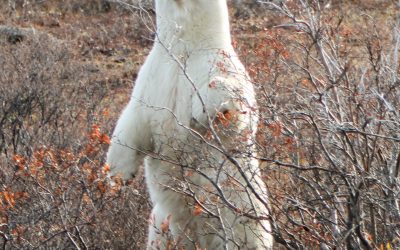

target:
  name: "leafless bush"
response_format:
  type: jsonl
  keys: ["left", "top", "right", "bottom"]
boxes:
{"left": 249, "top": 1, "right": 400, "bottom": 248}
{"left": 1, "top": 0, "right": 114, "bottom": 14}
{"left": 0, "top": 26, "right": 150, "bottom": 249}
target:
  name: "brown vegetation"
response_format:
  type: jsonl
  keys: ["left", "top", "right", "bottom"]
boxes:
{"left": 0, "top": 0, "right": 399, "bottom": 249}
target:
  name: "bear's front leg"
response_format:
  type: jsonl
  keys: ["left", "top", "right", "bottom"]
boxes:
{"left": 106, "top": 141, "right": 144, "bottom": 180}
{"left": 106, "top": 100, "right": 149, "bottom": 180}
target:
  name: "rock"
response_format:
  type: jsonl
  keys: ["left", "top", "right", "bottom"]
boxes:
{"left": 0, "top": 25, "right": 63, "bottom": 45}
{"left": 0, "top": 26, "right": 25, "bottom": 44}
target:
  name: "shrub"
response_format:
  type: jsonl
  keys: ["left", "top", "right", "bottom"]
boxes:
{"left": 0, "top": 23, "right": 149, "bottom": 249}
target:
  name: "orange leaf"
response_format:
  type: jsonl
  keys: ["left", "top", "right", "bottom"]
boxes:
{"left": 100, "top": 134, "right": 111, "bottom": 145}
{"left": 97, "top": 181, "right": 107, "bottom": 194}
{"left": 90, "top": 125, "right": 101, "bottom": 140}
{"left": 216, "top": 111, "right": 231, "bottom": 128}
{"left": 87, "top": 171, "right": 97, "bottom": 183}
{"left": 12, "top": 154, "right": 25, "bottom": 164}
{"left": 102, "top": 164, "right": 110, "bottom": 174}
{"left": 268, "top": 121, "right": 283, "bottom": 137}
{"left": 3, "top": 192, "right": 15, "bottom": 208}
{"left": 102, "top": 108, "right": 110, "bottom": 118}
{"left": 14, "top": 192, "right": 28, "bottom": 199}
{"left": 160, "top": 214, "right": 172, "bottom": 234}
{"left": 193, "top": 203, "right": 203, "bottom": 216}
{"left": 12, "top": 154, "right": 26, "bottom": 170}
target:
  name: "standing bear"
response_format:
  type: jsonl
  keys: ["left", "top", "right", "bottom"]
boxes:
{"left": 106, "top": 0, "right": 273, "bottom": 249}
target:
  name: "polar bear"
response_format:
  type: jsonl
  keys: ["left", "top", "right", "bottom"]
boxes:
{"left": 106, "top": 0, "right": 273, "bottom": 249}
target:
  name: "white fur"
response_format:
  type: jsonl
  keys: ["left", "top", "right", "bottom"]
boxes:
{"left": 106, "top": 0, "right": 273, "bottom": 249}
